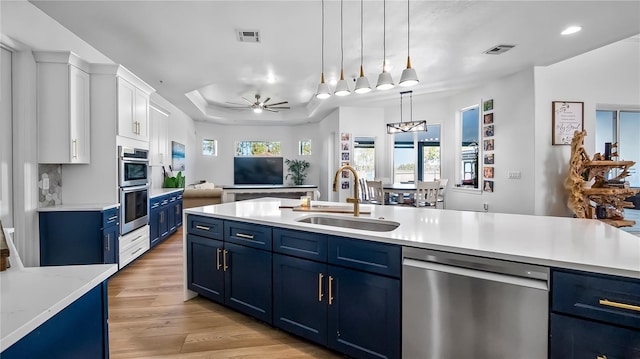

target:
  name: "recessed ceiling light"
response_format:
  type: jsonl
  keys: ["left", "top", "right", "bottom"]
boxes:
{"left": 561, "top": 26, "right": 582, "bottom": 35}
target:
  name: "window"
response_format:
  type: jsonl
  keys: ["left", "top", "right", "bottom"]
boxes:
{"left": 353, "top": 137, "right": 375, "bottom": 180}
{"left": 391, "top": 124, "right": 441, "bottom": 184}
{"left": 235, "top": 141, "right": 281, "bottom": 156}
{"left": 202, "top": 139, "right": 217, "bottom": 156}
{"left": 596, "top": 109, "right": 640, "bottom": 186}
{"left": 299, "top": 140, "right": 312, "bottom": 156}
{"left": 460, "top": 106, "right": 480, "bottom": 188}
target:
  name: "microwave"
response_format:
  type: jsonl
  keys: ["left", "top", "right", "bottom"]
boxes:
{"left": 119, "top": 147, "right": 149, "bottom": 187}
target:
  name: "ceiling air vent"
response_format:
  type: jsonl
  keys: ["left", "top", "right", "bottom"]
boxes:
{"left": 483, "top": 44, "right": 516, "bottom": 55}
{"left": 237, "top": 30, "right": 260, "bottom": 43}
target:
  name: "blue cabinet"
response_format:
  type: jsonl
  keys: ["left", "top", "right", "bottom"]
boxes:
{"left": 272, "top": 228, "right": 401, "bottom": 359}
{"left": 186, "top": 215, "right": 272, "bottom": 324}
{"left": 40, "top": 208, "right": 119, "bottom": 266}
{"left": 149, "top": 191, "right": 183, "bottom": 248}
{"left": 2, "top": 282, "right": 110, "bottom": 359}
{"left": 550, "top": 269, "right": 640, "bottom": 358}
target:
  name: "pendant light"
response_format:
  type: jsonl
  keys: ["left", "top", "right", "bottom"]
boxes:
{"left": 399, "top": 0, "right": 419, "bottom": 87}
{"left": 376, "top": 0, "right": 394, "bottom": 90}
{"left": 334, "top": 0, "right": 351, "bottom": 96}
{"left": 387, "top": 90, "right": 426, "bottom": 133}
{"left": 354, "top": 0, "right": 371, "bottom": 94}
{"left": 316, "top": 0, "right": 331, "bottom": 99}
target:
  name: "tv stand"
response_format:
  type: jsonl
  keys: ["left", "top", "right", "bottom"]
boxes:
{"left": 222, "top": 185, "right": 318, "bottom": 203}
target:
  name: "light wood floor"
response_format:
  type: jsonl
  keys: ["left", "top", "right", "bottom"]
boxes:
{"left": 108, "top": 227, "right": 343, "bottom": 358}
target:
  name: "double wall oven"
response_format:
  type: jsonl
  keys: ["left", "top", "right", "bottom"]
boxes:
{"left": 119, "top": 147, "right": 149, "bottom": 235}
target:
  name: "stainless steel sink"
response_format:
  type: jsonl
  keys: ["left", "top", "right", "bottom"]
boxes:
{"left": 296, "top": 215, "right": 400, "bottom": 232}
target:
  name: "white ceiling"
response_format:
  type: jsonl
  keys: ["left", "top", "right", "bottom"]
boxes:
{"left": 30, "top": 0, "right": 640, "bottom": 125}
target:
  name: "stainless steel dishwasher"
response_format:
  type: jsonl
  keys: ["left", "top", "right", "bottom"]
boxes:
{"left": 402, "top": 247, "right": 549, "bottom": 359}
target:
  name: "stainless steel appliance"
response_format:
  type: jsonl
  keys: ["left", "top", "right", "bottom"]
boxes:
{"left": 119, "top": 147, "right": 149, "bottom": 187}
{"left": 118, "top": 146, "right": 149, "bottom": 235}
{"left": 402, "top": 247, "right": 549, "bottom": 358}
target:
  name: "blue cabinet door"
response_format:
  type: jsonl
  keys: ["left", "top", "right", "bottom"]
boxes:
{"left": 174, "top": 196, "right": 183, "bottom": 228}
{"left": 168, "top": 195, "right": 177, "bottom": 234}
{"left": 186, "top": 234, "right": 224, "bottom": 303}
{"left": 550, "top": 313, "right": 640, "bottom": 358}
{"left": 149, "top": 199, "right": 161, "bottom": 247}
{"left": 327, "top": 266, "right": 401, "bottom": 359}
{"left": 273, "top": 253, "right": 328, "bottom": 346}
{"left": 103, "top": 225, "right": 118, "bottom": 264}
{"left": 224, "top": 242, "right": 272, "bottom": 324}
{"left": 159, "top": 206, "right": 170, "bottom": 240}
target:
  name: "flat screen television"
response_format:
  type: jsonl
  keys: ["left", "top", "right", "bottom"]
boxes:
{"left": 234, "top": 157, "right": 284, "bottom": 185}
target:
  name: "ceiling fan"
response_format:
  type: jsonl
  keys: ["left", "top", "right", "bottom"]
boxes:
{"left": 225, "top": 94, "right": 290, "bottom": 113}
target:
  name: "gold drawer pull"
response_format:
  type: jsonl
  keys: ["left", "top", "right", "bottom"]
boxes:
{"left": 318, "top": 273, "right": 324, "bottom": 302}
{"left": 599, "top": 299, "right": 640, "bottom": 312}
{"left": 236, "top": 233, "right": 254, "bottom": 240}
{"left": 195, "top": 225, "right": 210, "bottom": 230}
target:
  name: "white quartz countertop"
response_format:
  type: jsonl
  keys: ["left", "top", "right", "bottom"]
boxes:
{"left": 185, "top": 198, "right": 640, "bottom": 279}
{"left": 37, "top": 203, "right": 119, "bottom": 212}
{"left": 0, "top": 263, "right": 117, "bottom": 351}
{"left": 150, "top": 188, "right": 183, "bottom": 198}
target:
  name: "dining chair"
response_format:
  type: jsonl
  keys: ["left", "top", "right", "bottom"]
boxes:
{"left": 436, "top": 178, "right": 448, "bottom": 209}
{"left": 366, "top": 180, "right": 385, "bottom": 205}
{"left": 415, "top": 180, "right": 440, "bottom": 207}
{"left": 359, "top": 178, "right": 369, "bottom": 202}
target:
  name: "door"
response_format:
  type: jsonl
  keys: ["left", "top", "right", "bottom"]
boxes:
{"left": 117, "top": 78, "right": 135, "bottom": 138}
{"left": 224, "top": 242, "right": 272, "bottom": 324}
{"left": 273, "top": 254, "right": 328, "bottom": 345}
{"left": 186, "top": 234, "right": 224, "bottom": 303}
{"left": 68, "top": 65, "right": 90, "bottom": 163}
{"left": 149, "top": 201, "right": 161, "bottom": 247}
{"left": 327, "top": 266, "right": 401, "bottom": 359}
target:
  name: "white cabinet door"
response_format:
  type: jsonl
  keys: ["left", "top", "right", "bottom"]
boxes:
{"left": 149, "top": 105, "right": 169, "bottom": 166}
{"left": 117, "top": 77, "right": 149, "bottom": 142}
{"left": 36, "top": 52, "right": 91, "bottom": 164}
{"left": 69, "top": 65, "right": 90, "bottom": 163}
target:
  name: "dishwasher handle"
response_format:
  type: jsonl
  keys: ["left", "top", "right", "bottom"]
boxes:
{"left": 403, "top": 258, "right": 548, "bottom": 291}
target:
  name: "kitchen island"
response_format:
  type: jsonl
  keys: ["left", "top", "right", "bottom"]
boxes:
{"left": 184, "top": 198, "right": 640, "bottom": 358}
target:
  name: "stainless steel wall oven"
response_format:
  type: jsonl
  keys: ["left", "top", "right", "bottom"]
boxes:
{"left": 119, "top": 147, "right": 149, "bottom": 235}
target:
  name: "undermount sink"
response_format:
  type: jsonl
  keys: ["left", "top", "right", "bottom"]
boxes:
{"left": 296, "top": 215, "right": 400, "bottom": 232}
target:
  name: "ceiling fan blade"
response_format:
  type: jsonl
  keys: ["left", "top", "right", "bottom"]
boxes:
{"left": 264, "top": 108, "right": 279, "bottom": 112}
{"left": 267, "top": 106, "right": 290, "bottom": 110}
{"left": 224, "top": 107, "right": 252, "bottom": 110}
{"left": 241, "top": 97, "right": 254, "bottom": 105}
{"left": 267, "top": 101, "right": 288, "bottom": 106}
{"left": 225, "top": 102, "right": 249, "bottom": 106}
{"left": 262, "top": 97, "right": 271, "bottom": 104}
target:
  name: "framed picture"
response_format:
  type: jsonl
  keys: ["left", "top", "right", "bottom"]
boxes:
{"left": 172, "top": 141, "right": 186, "bottom": 171}
{"left": 483, "top": 113, "right": 494, "bottom": 124}
{"left": 341, "top": 152, "right": 350, "bottom": 161}
{"left": 484, "top": 153, "right": 494, "bottom": 165}
{"left": 483, "top": 166, "right": 494, "bottom": 179}
{"left": 483, "top": 139, "right": 494, "bottom": 151}
{"left": 483, "top": 180, "right": 494, "bottom": 192}
{"left": 341, "top": 133, "right": 350, "bottom": 141}
{"left": 341, "top": 141, "right": 350, "bottom": 151}
{"left": 341, "top": 170, "right": 349, "bottom": 179}
{"left": 552, "top": 101, "right": 584, "bottom": 145}
{"left": 483, "top": 99, "right": 494, "bottom": 112}
{"left": 341, "top": 181, "right": 350, "bottom": 189}
{"left": 484, "top": 125, "right": 494, "bottom": 137}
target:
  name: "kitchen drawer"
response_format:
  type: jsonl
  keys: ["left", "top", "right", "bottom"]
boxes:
{"left": 187, "top": 215, "right": 224, "bottom": 240}
{"left": 552, "top": 269, "right": 640, "bottom": 330}
{"left": 119, "top": 226, "right": 149, "bottom": 251}
{"left": 119, "top": 236, "right": 149, "bottom": 268}
{"left": 225, "top": 221, "right": 272, "bottom": 250}
{"left": 150, "top": 196, "right": 163, "bottom": 210}
{"left": 550, "top": 313, "right": 640, "bottom": 358}
{"left": 273, "top": 228, "right": 327, "bottom": 262}
{"left": 328, "top": 236, "right": 401, "bottom": 278}
{"left": 102, "top": 208, "right": 119, "bottom": 228}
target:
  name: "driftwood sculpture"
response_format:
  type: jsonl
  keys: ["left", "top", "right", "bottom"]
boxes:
{"left": 565, "top": 130, "right": 590, "bottom": 218}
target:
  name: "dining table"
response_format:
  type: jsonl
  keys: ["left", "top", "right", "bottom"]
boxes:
{"left": 382, "top": 182, "right": 445, "bottom": 207}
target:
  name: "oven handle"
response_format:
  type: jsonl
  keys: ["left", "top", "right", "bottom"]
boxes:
{"left": 120, "top": 184, "right": 149, "bottom": 193}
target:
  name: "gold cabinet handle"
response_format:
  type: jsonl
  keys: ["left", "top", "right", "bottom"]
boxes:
{"left": 216, "top": 248, "right": 222, "bottom": 270}
{"left": 328, "top": 275, "right": 334, "bottom": 305}
{"left": 318, "top": 273, "right": 324, "bottom": 302}
{"left": 236, "top": 233, "right": 254, "bottom": 240}
{"left": 195, "top": 225, "right": 210, "bottom": 231}
{"left": 223, "top": 249, "right": 228, "bottom": 271}
{"left": 599, "top": 299, "right": 640, "bottom": 312}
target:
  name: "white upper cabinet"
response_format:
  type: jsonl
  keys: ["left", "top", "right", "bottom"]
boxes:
{"left": 149, "top": 104, "right": 169, "bottom": 166}
{"left": 117, "top": 76, "right": 150, "bottom": 141}
{"left": 35, "top": 51, "right": 90, "bottom": 164}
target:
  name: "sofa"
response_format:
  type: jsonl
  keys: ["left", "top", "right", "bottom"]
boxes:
{"left": 182, "top": 182, "right": 223, "bottom": 209}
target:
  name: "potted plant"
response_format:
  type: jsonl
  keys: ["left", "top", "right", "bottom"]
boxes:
{"left": 163, "top": 171, "right": 185, "bottom": 188}
{"left": 285, "top": 159, "right": 310, "bottom": 185}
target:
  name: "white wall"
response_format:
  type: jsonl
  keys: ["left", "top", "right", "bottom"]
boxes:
{"left": 533, "top": 38, "right": 640, "bottom": 216}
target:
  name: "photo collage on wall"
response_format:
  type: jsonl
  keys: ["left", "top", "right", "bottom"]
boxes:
{"left": 340, "top": 133, "right": 351, "bottom": 190}
{"left": 482, "top": 99, "right": 494, "bottom": 193}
